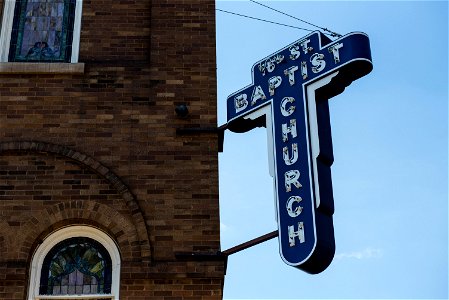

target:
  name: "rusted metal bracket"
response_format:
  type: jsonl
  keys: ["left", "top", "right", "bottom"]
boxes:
{"left": 174, "top": 230, "right": 278, "bottom": 274}
{"left": 221, "top": 230, "right": 278, "bottom": 256}
{"left": 174, "top": 230, "right": 278, "bottom": 261}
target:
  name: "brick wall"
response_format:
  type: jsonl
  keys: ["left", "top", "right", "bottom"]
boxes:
{"left": 0, "top": 0, "right": 224, "bottom": 299}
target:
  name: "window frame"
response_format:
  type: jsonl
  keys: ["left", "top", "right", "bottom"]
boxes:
{"left": 0, "top": 0, "right": 83, "bottom": 63}
{"left": 28, "top": 226, "right": 121, "bottom": 300}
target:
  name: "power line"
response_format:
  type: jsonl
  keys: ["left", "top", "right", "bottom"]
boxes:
{"left": 216, "top": 8, "right": 314, "bottom": 32}
{"left": 249, "top": 0, "right": 342, "bottom": 38}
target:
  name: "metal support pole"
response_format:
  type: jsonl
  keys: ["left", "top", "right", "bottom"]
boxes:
{"left": 222, "top": 230, "right": 278, "bottom": 256}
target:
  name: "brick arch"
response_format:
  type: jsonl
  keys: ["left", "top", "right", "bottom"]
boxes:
{"left": 0, "top": 140, "right": 151, "bottom": 261}
{"left": 21, "top": 202, "right": 138, "bottom": 262}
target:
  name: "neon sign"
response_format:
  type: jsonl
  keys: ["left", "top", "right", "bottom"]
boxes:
{"left": 226, "top": 31, "right": 372, "bottom": 273}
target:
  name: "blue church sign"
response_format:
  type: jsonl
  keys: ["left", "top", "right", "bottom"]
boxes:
{"left": 226, "top": 31, "right": 373, "bottom": 273}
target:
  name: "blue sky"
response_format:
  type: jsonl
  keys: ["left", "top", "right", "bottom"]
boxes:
{"left": 216, "top": 1, "right": 448, "bottom": 299}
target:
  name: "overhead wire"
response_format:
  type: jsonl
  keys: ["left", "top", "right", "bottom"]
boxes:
{"left": 216, "top": 8, "right": 314, "bottom": 32}
{"left": 216, "top": 1, "right": 342, "bottom": 38}
{"left": 249, "top": 0, "right": 342, "bottom": 38}
{"left": 249, "top": 0, "right": 342, "bottom": 37}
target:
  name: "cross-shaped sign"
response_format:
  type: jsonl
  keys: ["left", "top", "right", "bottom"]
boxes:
{"left": 226, "top": 31, "right": 373, "bottom": 274}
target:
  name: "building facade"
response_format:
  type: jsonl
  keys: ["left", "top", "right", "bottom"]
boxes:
{"left": 0, "top": 0, "right": 224, "bottom": 299}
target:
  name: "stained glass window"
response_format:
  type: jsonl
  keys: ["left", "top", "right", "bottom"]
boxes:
{"left": 39, "top": 237, "right": 112, "bottom": 296}
{"left": 8, "top": 0, "right": 76, "bottom": 62}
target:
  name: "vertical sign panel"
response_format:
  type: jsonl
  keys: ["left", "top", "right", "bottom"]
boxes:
{"left": 226, "top": 31, "right": 372, "bottom": 273}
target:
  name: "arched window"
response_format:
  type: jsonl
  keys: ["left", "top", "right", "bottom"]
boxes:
{"left": 0, "top": 0, "right": 83, "bottom": 62}
{"left": 28, "top": 226, "right": 120, "bottom": 300}
{"left": 39, "top": 237, "right": 112, "bottom": 295}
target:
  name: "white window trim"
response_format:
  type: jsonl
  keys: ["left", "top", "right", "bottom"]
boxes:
{"left": 28, "top": 226, "right": 121, "bottom": 300}
{"left": 0, "top": 0, "right": 83, "bottom": 63}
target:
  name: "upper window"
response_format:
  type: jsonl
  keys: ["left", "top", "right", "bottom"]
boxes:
{"left": 0, "top": 0, "right": 83, "bottom": 63}
{"left": 28, "top": 226, "right": 120, "bottom": 300}
{"left": 9, "top": 0, "right": 76, "bottom": 62}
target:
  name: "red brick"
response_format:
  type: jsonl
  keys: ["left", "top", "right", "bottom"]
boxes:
{"left": 0, "top": 0, "right": 223, "bottom": 299}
